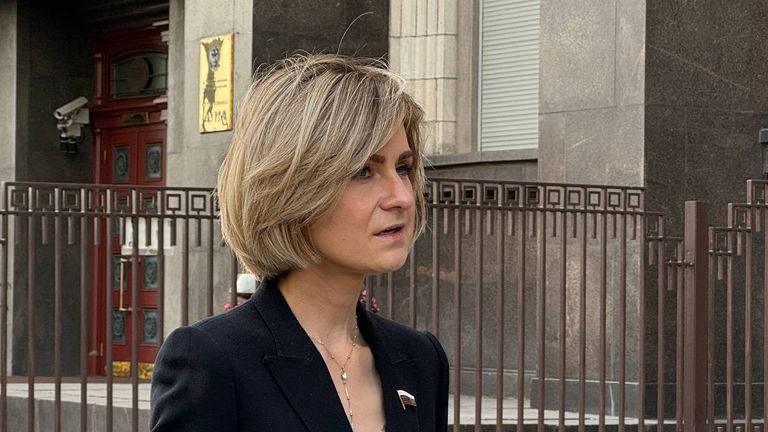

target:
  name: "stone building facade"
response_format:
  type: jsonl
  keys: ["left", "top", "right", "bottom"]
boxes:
{"left": 1, "top": 0, "right": 767, "bottom": 416}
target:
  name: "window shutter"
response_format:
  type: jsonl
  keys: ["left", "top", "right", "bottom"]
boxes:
{"left": 480, "top": 0, "right": 540, "bottom": 151}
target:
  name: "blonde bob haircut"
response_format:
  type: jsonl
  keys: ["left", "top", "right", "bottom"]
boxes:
{"left": 217, "top": 54, "right": 426, "bottom": 279}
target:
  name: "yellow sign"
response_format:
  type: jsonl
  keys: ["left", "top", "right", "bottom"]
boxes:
{"left": 199, "top": 33, "right": 234, "bottom": 133}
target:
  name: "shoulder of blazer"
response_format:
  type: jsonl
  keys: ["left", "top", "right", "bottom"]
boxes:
{"left": 186, "top": 299, "right": 276, "bottom": 357}
{"left": 364, "top": 311, "right": 446, "bottom": 367}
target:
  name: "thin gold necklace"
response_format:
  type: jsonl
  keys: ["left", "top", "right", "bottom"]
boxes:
{"left": 313, "top": 317, "right": 359, "bottom": 428}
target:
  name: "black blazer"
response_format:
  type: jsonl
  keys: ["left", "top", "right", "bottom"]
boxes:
{"left": 150, "top": 278, "right": 449, "bottom": 431}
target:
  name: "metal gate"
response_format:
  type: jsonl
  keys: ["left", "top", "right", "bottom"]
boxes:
{"left": 0, "top": 179, "right": 766, "bottom": 431}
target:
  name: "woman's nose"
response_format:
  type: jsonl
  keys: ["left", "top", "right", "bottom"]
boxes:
{"left": 380, "top": 172, "right": 414, "bottom": 210}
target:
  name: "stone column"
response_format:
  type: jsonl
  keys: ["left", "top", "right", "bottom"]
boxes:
{"left": 536, "top": 0, "right": 647, "bottom": 414}
{"left": 163, "top": 0, "right": 254, "bottom": 332}
{"left": 390, "top": 0, "right": 466, "bottom": 155}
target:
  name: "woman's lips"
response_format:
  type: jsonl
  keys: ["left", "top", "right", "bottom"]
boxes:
{"left": 374, "top": 225, "right": 405, "bottom": 240}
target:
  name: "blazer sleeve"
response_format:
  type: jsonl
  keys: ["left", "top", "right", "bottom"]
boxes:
{"left": 150, "top": 325, "right": 238, "bottom": 431}
{"left": 425, "top": 331, "right": 449, "bottom": 432}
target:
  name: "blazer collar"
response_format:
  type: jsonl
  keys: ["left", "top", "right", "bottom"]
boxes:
{"left": 251, "top": 278, "right": 421, "bottom": 432}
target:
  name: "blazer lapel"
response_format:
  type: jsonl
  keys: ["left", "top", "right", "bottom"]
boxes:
{"left": 358, "top": 307, "right": 421, "bottom": 432}
{"left": 264, "top": 355, "right": 352, "bottom": 432}
{"left": 253, "top": 280, "right": 352, "bottom": 432}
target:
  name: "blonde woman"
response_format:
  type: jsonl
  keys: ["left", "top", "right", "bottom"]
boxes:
{"left": 150, "top": 54, "right": 449, "bottom": 432}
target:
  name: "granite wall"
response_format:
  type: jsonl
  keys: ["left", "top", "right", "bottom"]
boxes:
{"left": 9, "top": 0, "right": 94, "bottom": 376}
{"left": 0, "top": 0, "right": 16, "bottom": 184}
{"left": 538, "top": 0, "right": 646, "bottom": 186}
{"left": 252, "top": 0, "right": 389, "bottom": 67}
{"left": 532, "top": 0, "right": 768, "bottom": 415}
{"left": 161, "top": 0, "right": 254, "bottom": 332}
{"left": 644, "top": 0, "right": 768, "bottom": 414}
{"left": 645, "top": 1, "right": 768, "bottom": 230}
{"left": 535, "top": 0, "right": 647, "bottom": 412}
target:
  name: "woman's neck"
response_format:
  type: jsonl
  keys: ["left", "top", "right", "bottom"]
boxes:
{"left": 278, "top": 267, "right": 364, "bottom": 346}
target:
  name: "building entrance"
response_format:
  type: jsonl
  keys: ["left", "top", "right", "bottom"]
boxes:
{"left": 88, "top": 27, "right": 167, "bottom": 379}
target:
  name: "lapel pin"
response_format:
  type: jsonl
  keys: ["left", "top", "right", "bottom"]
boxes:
{"left": 397, "top": 390, "right": 417, "bottom": 410}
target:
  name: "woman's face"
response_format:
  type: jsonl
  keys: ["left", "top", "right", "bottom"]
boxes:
{"left": 309, "top": 123, "right": 416, "bottom": 277}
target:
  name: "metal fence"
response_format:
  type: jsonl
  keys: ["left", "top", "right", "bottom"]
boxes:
{"left": 0, "top": 179, "right": 766, "bottom": 431}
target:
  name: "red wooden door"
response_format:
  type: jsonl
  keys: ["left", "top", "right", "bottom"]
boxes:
{"left": 88, "top": 28, "right": 167, "bottom": 379}
{"left": 101, "top": 126, "right": 165, "bottom": 378}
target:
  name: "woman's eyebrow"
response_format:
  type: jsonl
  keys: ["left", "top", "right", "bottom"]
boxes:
{"left": 368, "top": 150, "right": 413, "bottom": 163}
{"left": 368, "top": 151, "right": 414, "bottom": 164}
{"left": 398, "top": 151, "right": 414, "bottom": 161}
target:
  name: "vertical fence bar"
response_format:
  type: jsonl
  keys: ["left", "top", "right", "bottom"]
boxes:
{"left": 745, "top": 212, "right": 753, "bottom": 432}
{"left": 764, "top": 210, "right": 768, "bottom": 432}
{"left": 709, "top": 228, "right": 716, "bottom": 432}
{"left": 676, "top": 243, "right": 684, "bottom": 430}
{"left": 517, "top": 207, "right": 526, "bottom": 432}
{"left": 657, "top": 234, "right": 666, "bottom": 432}
{"left": 495, "top": 208, "right": 504, "bottom": 432}
{"left": 158, "top": 195, "right": 166, "bottom": 347}
{"left": 559, "top": 209, "right": 566, "bottom": 432}
{"left": 683, "top": 201, "right": 709, "bottom": 431}
{"left": 79, "top": 190, "right": 89, "bottom": 432}
{"left": 432, "top": 201, "right": 439, "bottom": 338}
{"left": 229, "top": 252, "right": 237, "bottom": 311}
{"left": 105, "top": 208, "right": 114, "bottom": 432}
{"left": 599, "top": 210, "right": 607, "bottom": 432}
{"left": 27, "top": 207, "right": 35, "bottom": 432}
{"left": 0, "top": 198, "right": 7, "bottom": 432}
{"left": 537, "top": 208, "right": 546, "bottom": 432}
{"left": 54, "top": 189, "right": 62, "bottom": 432}
{"left": 131, "top": 212, "right": 139, "bottom": 432}
{"left": 452, "top": 202, "right": 461, "bottom": 432}
{"left": 181, "top": 214, "right": 189, "bottom": 326}
{"left": 727, "top": 229, "right": 734, "bottom": 432}
{"left": 207, "top": 213, "right": 214, "bottom": 317}
{"left": 638, "top": 214, "right": 646, "bottom": 431}
{"left": 619, "top": 212, "right": 627, "bottom": 432}
{"left": 387, "top": 270, "right": 394, "bottom": 321}
{"left": 475, "top": 202, "right": 483, "bottom": 432}
{"left": 579, "top": 209, "right": 587, "bottom": 432}
{"left": 408, "top": 245, "right": 416, "bottom": 328}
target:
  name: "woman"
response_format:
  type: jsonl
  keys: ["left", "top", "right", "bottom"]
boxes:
{"left": 150, "top": 54, "right": 449, "bottom": 432}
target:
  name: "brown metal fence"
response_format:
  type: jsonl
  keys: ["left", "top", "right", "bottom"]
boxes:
{"left": 0, "top": 179, "right": 766, "bottom": 431}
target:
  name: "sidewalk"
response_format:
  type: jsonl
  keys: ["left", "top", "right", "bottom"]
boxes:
{"left": 5, "top": 383, "right": 661, "bottom": 432}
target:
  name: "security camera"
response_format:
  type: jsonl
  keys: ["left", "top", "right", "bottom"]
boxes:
{"left": 54, "top": 96, "right": 90, "bottom": 154}
{"left": 54, "top": 96, "right": 88, "bottom": 119}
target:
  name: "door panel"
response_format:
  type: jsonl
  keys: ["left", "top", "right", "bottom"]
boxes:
{"left": 89, "top": 27, "right": 168, "bottom": 380}
{"left": 94, "top": 124, "right": 165, "bottom": 378}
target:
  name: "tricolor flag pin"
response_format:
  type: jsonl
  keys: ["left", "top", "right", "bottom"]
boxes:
{"left": 397, "top": 390, "right": 417, "bottom": 410}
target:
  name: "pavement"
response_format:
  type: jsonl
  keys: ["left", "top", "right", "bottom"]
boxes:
{"left": 4, "top": 383, "right": 678, "bottom": 432}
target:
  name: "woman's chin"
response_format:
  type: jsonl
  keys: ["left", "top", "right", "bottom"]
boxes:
{"left": 369, "top": 254, "right": 410, "bottom": 275}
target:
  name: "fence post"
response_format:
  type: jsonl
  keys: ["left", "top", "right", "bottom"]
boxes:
{"left": 683, "top": 201, "right": 709, "bottom": 430}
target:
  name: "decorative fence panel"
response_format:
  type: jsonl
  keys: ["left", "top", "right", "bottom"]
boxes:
{"left": 0, "top": 179, "right": 765, "bottom": 431}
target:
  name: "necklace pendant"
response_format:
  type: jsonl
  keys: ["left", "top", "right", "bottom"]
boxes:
{"left": 341, "top": 370, "right": 348, "bottom": 382}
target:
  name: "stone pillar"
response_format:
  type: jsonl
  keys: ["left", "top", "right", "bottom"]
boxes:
{"left": 390, "top": 0, "right": 469, "bottom": 155}
{"left": 535, "top": 0, "right": 647, "bottom": 413}
{"left": 644, "top": 0, "right": 768, "bottom": 415}
{"left": 163, "top": 0, "right": 254, "bottom": 332}
{"left": 0, "top": 0, "right": 17, "bottom": 184}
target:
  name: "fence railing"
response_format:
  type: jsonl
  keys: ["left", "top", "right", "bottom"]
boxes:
{"left": 0, "top": 179, "right": 766, "bottom": 431}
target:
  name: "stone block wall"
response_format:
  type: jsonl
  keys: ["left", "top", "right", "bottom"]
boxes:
{"left": 390, "top": 0, "right": 462, "bottom": 155}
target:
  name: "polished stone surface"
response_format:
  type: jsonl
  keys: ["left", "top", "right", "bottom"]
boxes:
{"left": 251, "top": 0, "right": 388, "bottom": 66}
{"left": 539, "top": 0, "right": 617, "bottom": 113}
{"left": 9, "top": 0, "right": 95, "bottom": 377}
{"left": 646, "top": 1, "right": 768, "bottom": 111}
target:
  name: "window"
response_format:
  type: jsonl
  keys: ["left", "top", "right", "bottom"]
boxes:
{"left": 110, "top": 52, "right": 168, "bottom": 100}
{"left": 479, "top": 0, "right": 540, "bottom": 151}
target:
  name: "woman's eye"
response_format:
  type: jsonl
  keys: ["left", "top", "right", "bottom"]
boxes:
{"left": 354, "top": 166, "right": 372, "bottom": 179}
{"left": 396, "top": 164, "right": 412, "bottom": 176}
